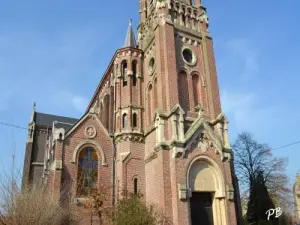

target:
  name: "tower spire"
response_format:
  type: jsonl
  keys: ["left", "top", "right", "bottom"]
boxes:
{"left": 30, "top": 102, "right": 36, "bottom": 123}
{"left": 124, "top": 19, "right": 137, "bottom": 48}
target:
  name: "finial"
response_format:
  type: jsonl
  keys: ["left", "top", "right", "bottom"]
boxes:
{"left": 33, "top": 102, "right": 36, "bottom": 112}
{"left": 124, "top": 18, "right": 137, "bottom": 48}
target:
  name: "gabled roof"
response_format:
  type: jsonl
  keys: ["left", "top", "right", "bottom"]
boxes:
{"left": 35, "top": 112, "right": 78, "bottom": 131}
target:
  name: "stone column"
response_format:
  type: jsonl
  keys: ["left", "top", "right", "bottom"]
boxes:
{"left": 171, "top": 114, "right": 178, "bottom": 140}
{"left": 178, "top": 113, "right": 185, "bottom": 141}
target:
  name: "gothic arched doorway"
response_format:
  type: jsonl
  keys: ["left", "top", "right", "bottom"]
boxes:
{"left": 188, "top": 156, "right": 227, "bottom": 225}
{"left": 77, "top": 147, "right": 99, "bottom": 197}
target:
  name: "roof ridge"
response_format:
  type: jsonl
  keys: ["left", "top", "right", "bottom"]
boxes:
{"left": 35, "top": 111, "right": 78, "bottom": 120}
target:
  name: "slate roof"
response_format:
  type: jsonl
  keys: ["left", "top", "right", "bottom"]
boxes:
{"left": 35, "top": 112, "right": 78, "bottom": 131}
{"left": 124, "top": 19, "right": 137, "bottom": 48}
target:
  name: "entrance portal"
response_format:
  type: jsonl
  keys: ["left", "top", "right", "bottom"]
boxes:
{"left": 190, "top": 192, "right": 214, "bottom": 225}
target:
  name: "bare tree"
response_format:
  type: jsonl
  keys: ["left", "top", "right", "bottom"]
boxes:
{"left": 232, "top": 132, "right": 292, "bottom": 213}
{"left": 0, "top": 140, "right": 71, "bottom": 225}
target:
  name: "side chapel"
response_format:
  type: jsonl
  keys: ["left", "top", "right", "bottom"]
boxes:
{"left": 22, "top": 0, "right": 242, "bottom": 224}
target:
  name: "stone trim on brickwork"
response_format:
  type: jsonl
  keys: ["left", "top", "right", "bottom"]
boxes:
{"left": 186, "top": 155, "right": 229, "bottom": 225}
{"left": 114, "top": 131, "right": 144, "bottom": 144}
{"left": 71, "top": 140, "right": 107, "bottom": 166}
{"left": 151, "top": 104, "right": 232, "bottom": 161}
{"left": 144, "top": 151, "right": 157, "bottom": 164}
{"left": 65, "top": 113, "right": 109, "bottom": 140}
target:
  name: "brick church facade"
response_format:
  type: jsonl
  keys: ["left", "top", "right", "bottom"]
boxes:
{"left": 22, "top": 0, "right": 242, "bottom": 224}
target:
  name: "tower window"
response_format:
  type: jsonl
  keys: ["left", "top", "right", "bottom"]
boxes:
{"left": 133, "top": 113, "right": 138, "bottom": 128}
{"left": 182, "top": 14, "right": 186, "bottom": 26}
{"left": 182, "top": 48, "right": 196, "bottom": 65}
{"left": 122, "top": 61, "right": 128, "bottom": 87}
{"left": 148, "top": 58, "right": 155, "bottom": 75}
{"left": 134, "top": 178, "right": 138, "bottom": 194}
{"left": 183, "top": 49, "right": 193, "bottom": 63}
{"left": 122, "top": 113, "right": 128, "bottom": 129}
{"left": 132, "top": 61, "right": 137, "bottom": 86}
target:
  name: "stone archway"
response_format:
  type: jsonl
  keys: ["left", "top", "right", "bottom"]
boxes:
{"left": 71, "top": 140, "right": 107, "bottom": 166}
{"left": 187, "top": 156, "right": 227, "bottom": 225}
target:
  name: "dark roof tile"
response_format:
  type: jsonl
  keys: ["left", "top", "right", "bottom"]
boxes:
{"left": 35, "top": 112, "right": 78, "bottom": 129}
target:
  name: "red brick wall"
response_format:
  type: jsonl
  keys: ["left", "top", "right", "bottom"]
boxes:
{"left": 54, "top": 116, "right": 113, "bottom": 202}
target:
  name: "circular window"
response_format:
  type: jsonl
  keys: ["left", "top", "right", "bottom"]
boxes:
{"left": 148, "top": 58, "right": 155, "bottom": 75}
{"left": 182, "top": 48, "right": 196, "bottom": 65}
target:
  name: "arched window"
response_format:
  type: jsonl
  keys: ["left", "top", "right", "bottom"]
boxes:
{"left": 121, "top": 61, "right": 128, "bottom": 87}
{"left": 148, "top": 84, "right": 153, "bottom": 124}
{"left": 77, "top": 147, "right": 98, "bottom": 197}
{"left": 192, "top": 74, "right": 200, "bottom": 108}
{"left": 133, "top": 113, "right": 138, "bottom": 128}
{"left": 122, "top": 113, "right": 128, "bottom": 129}
{"left": 182, "top": 9, "right": 186, "bottom": 26}
{"left": 178, "top": 71, "right": 190, "bottom": 112}
{"left": 134, "top": 178, "right": 138, "bottom": 194}
{"left": 100, "top": 102, "right": 103, "bottom": 122}
{"left": 154, "top": 78, "right": 158, "bottom": 109}
{"left": 104, "top": 95, "right": 110, "bottom": 130}
{"left": 132, "top": 61, "right": 137, "bottom": 87}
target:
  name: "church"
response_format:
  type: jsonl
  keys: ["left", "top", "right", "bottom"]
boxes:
{"left": 22, "top": 0, "right": 242, "bottom": 224}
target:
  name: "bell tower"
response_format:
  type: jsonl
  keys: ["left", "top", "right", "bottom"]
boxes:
{"left": 138, "top": 0, "right": 221, "bottom": 123}
{"left": 139, "top": 1, "right": 240, "bottom": 225}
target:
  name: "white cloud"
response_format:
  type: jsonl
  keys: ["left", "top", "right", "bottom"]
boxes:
{"left": 72, "top": 95, "right": 89, "bottom": 112}
{"left": 47, "top": 90, "right": 89, "bottom": 114}
{"left": 220, "top": 89, "right": 283, "bottom": 134}
{"left": 226, "top": 38, "right": 258, "bottom": 78}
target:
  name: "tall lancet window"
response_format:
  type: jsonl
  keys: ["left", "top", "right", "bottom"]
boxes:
{"left": 122, "top": 113, "right": 128, "bottom": 129}
{"left": 132, "top": 61, "right": 137, "bottom": 86}
{"left": 122, "top": 61, "right": 128, "bottom": 87}
{"left": 192, "top": 74, "right": 200, "bottom": 107}
{"left": 178, "top": 71, "right": 190, "bottom": 112}
{"left": 77, "top": 147, "right": 98, "bottom": 197}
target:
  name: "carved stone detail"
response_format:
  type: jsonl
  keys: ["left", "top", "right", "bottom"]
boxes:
{"left": 85, "top": 126, "right": 97, "bottom": 139}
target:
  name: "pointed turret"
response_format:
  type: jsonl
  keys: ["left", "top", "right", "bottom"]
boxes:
{"left": 124, "top": 19, "right": 137, "bottom": 48}
{"left": 30, "top": 102, "right": 36, "bottom": 124}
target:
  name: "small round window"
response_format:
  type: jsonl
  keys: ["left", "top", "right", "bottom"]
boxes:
{"left": 148, "top": 58, "right": 155, "bottom": 75}
{"left": 182, "top": 48, "right": 193, "bottom": 64}
{"left": 182, "top": 48, "right": 196, "bottom": 65}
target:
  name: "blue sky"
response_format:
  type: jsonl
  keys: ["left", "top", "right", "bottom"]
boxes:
{"left": 0, "top": 0, "right": 299, "bottom": 187}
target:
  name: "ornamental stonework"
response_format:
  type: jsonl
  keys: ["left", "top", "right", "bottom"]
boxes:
{"left": 85, "top": 126, "right": 97, "bottom": 139}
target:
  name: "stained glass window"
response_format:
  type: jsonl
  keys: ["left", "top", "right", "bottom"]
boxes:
{"left": 77, "top": 147, "right": 98, "bottom": 197}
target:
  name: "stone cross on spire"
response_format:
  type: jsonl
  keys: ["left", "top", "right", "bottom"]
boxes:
{"left": 124, "top": 19, "right": 137, "bottom": 48}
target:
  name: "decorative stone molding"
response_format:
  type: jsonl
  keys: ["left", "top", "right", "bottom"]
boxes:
{"left": 180, "top": 36, "right": 201, "bottom": 47}
{"left": 187, "top": 155, "right": 226, "bottom": 198}
{"left": 114, "top": 132, "right": 145, "bottom": 144}
{"left": 85, "top": 126, "right": 97, "bottom": 139}
{"left": 54, "top": 160, "right": 63, "bottom": 170}
{"left": 178, "top": 183, "right": 189, "bottom": 200}
{"left": 27, "top": 123, "right": 35, "bottom": 143}
{"left": 53, "top": 128, "right": 65, "bottom": 141}
{"left": 144, "top": 151, "right": 158, "bottom": 164}
{"left": 120, "top": 151, "right": 131, "bottom": 162}
{"left": 71, "top": 140, "right": 107, "bottom": 166}
{"left": 171, "top": 146, "right": 184, "bottom": 158}
{"left": 226, "top": 184, "right": 234, "bottom": 201}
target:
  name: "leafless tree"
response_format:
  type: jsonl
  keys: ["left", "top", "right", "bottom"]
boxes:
{"left": 0, "top": 139, "right": 71, "bottom": 225}
{"left": 232, "top": 132, "right": 292, "bottom": 213}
